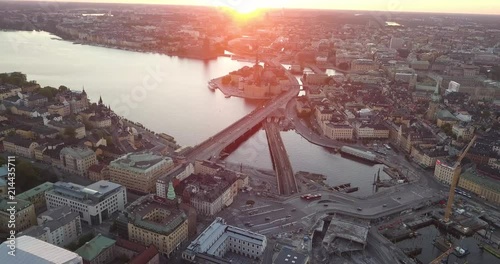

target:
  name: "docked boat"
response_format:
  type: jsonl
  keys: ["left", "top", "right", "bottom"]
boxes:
{"left": 454, "top": 246, "right": 470, "bottom": 257}
{"left": 225, "top": 95, "right": 231, "bottom": 98}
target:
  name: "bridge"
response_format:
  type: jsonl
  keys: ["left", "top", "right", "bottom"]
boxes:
{"left": 184, "top": 59, "right": 300, "bottom": 162}
{"left": 263, "top": 120, "right": 297, "bottom": 195}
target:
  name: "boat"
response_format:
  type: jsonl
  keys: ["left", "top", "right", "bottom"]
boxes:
{"left": 454, "top": 246, "right": 470, "bottom": 257}
{"left": 225, "top": 95, "right": 231, "bottom": 98}
{"left": 345, "top": 187, "right": 359, "bottom": 193}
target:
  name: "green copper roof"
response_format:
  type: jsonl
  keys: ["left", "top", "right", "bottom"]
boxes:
{"left": 167, "top": 181, "right": 176, "bottom": 201}
{"left": 75, "top": 234, "right": 116, "bottom": 261}
{"left": 17, "top": 182, "right": 54, "bottom": 200}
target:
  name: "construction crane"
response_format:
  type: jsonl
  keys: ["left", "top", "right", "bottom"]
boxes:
{"left": 443, "top": 135, "right": 477, "bottom": 222}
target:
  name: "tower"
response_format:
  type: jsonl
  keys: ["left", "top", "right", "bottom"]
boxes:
{"left": 98, "top": 95, "right": 103, "bottom": 105}
{"left": 426, "top": 83, "right": 441, "bottom": 121}
{"left": 167, "top": 181, "right": 176, "bottom": 201}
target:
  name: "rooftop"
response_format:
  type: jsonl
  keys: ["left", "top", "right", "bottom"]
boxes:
{"left": 129, "top": 245, "right": 159, "bottom": 264}
{"left": 17, "top": 182, "right": 54, "bottom": 201}
{"left": 0, "top": 197, "right": 32, "bottom": 213}
{"left": 75, "top": 234, "right": 115, "bottom": 261}
{"left": 110, "top": 152, "right": 172, "bottom": 173}
{"left": 60, "top": 146, "right": 95, "bottom": 159}
{"left": 20, "top": 205, "right": 80, "bottom": 238}
{"left": 461, "top": 168, "right": 500, "bottom": 193}
{"left": 124, "top": 195, "right": 186, "bottom": 236}
{"left": 47, "top": 180, "right": 123, "bottom": 205}
{"left": 0, "top": 236, "right": 82, "bottom": 264}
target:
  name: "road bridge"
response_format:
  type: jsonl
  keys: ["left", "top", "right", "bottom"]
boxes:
{"left": 263, "top": 121, "right": 297, "bottom": 195}
{"left": 184, "top": 59, "right": 300, "bottom": 162}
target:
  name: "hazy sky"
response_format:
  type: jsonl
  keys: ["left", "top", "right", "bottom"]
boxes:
{"left": 34, "top": 0, "right": 500, "bottom": 15}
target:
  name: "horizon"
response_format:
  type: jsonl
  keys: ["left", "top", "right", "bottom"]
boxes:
{"left": 5, "top": 0, "right": 500, "bottom": 15}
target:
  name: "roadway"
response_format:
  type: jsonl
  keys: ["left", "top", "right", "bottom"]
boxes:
{"left": 184, "top": 59, "right": 300, "bottom": 162}
{"left": 263, "top": 121, "right": 297, "bottom": 195}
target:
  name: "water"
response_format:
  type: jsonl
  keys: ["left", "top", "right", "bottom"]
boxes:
{"left": 397, "top": 225, "right": 499, "bottom": 264}
{"left": 2, "top": 30, "right": 390, "bottom": 197}
{"left": 0, "top": 30, "right": 260, "bottom": 146}
{"left": 225, "top": 130, "right": 391, "bottom": 197}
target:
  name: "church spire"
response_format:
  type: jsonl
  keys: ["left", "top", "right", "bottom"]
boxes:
{"left": 98, "top": 95, "right": 103, "bottom": 105}
{"left": 167, "top": 181, "right": 176, "bottom": 201}
{"left": 82, "top": 86, "right": 87, "bottom": 95}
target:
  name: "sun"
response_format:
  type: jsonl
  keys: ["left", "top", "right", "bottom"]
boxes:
{"left": 233, "top": 4, "right": 259, "bottom": 14}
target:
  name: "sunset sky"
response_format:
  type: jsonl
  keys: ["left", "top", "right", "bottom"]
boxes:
{"left": 47, "top": 0, "right": 500, "bottom": 15}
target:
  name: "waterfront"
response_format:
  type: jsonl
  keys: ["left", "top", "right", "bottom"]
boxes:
{"left": 225, "top": 130, "right": 392, "bottom": 197}
{"left": 396, "top": 224, "right": 498, "bottom": 264}
{"left": 3, "top": 30, "right": 390, "bottom": 197}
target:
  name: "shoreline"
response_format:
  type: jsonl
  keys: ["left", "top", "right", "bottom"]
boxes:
{"left": 0, "top": 29, "right": 224, "bottom": 60}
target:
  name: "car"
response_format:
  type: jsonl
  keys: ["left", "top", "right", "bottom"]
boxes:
{"left": 397, "top": 197, "right": 401, "bottom": 200}
{"left": 265, "top": 217, "right": 271, "bottom": 221}
{"left": 286, "top": 215, "right": 291, "bottom": 218}
{"left": 357, "top": 207, "right": 362, "bottom": 211}
{"left": 244, "top": 222, "right": 251, "bottom": 226}
{"left": 383, "top": 204, "right": 387, "bottom": 207}
{"left": 323, "top": 204, "right": 328, "bottom": 207}
{"left": 291, "top": 208, "right": 296, "bottom": 212}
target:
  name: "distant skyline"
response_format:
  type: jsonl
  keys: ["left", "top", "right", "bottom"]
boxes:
{"left": 19, "top": 0, "right": 500, "bottom": 15}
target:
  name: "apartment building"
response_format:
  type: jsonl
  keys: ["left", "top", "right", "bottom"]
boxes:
{"left": 75, "top": 234, "right": 116, "bottom": 264}
{"left": 109, "top": 152, "right": 174, "bottom": 193}
{"left": 17, "top": 182, "right": 54, "bottom": 214}
{"left": 45, "top": 180, "right": 127, "bottom": 225}
{"left": 60, "top": 146, "right": 97, "bottom": 178}
{"left": 117, "top": 195, "right": 188, "bottom": 257}
{"left": 20, "top": 205, "right": 82, "bottom": 247}
{"left": 0, "top": 197, "right": 37, "bottom": 232}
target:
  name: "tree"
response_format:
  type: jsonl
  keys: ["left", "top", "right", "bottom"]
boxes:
{"left": 64, "top": 127, "right": 76, "bottom": 139}
{"left": 37, "top": 86, "right": 58, "bottom": 101}
{"left": 58, "top": 85, "right": 69, "bottom": 92}
{"left": 441, "top": 123, "right": 453, "bottom": 136}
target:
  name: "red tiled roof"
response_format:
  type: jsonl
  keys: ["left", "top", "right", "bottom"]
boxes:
{"left": 115, "top": 238, "right": 146, "bottom": 253}
{"left": 129, "top": 245, "right": 159, "bottom": 264}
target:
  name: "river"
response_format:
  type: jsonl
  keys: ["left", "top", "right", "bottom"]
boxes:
{"left": 0, "top": 30, "right": 390, "bottom": 196}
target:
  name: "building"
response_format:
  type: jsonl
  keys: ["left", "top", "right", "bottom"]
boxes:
{"left": 129, "top": 245, "right": 160, "bottom": 264}
{"left": 156, "top": 163, "right": 194, "bottom": 198}
{"left": 117, "top": 195, "right": 188, "bottom": 257}
{"left": 0, "top": 197, "right": 37, "bottom": 233}
{"left": 194, "top": 160, "right": 222, "bottom": 175}
{"left": 19, "top": 205, "right": 82, "bottom": 247}
{"left": 109, "top": 152, "right": 174, "bottom": 193}
{"left": 58, "top": 89, "right": 89, "bottom": 114}
{"left": 458, "top": 168, "right": 500, "bottom": 205}
{"left": 2, "top": 136, "right": 39, "bottom": 158}
{"left": 355, "top": 124, "right": 389, "bottom": 139}
{"left": 322, "top": 121, "right": 354, "bottom": 140}
{"left": 389, "top": 37, "right": 405, "bottom": 49}
{"left": 183, "top": 217, "right": 267, "bottom": 262}
{"left": 17, "top": 182, "right": 54, "bottom": 214}
{"left": 0, "top": 235, "right": 83, "bottom": 264}
{"left": 46, "top": 120, "right": 86, "bottom": 139}
{"left": 88, "top": 115, "right": 112, "bottom": 128}
{"left": 48, "top": 103, "right": 71, "bottom": 117}
{"left": 45, "top": 180, "right": 127, "bottom": 225}
{"left": 60, "top": 146, "right": 97, "bottom": 177}
{"left": 273, "top": 247, "right": 309, "bottom": 264}
{"left": 452, "top": 123, "right": 475, "bottom": 140}
{"left": 351, "top": 59, "right": 378, "bottom": 72}
{"left": 410, "top": 147, "right": 448, "bottom": 168}
{"left": 75, "top": 234, "right": 116, "bottom": 264}
{"left": 88, "top": 164, "right": 110, "bottom": 182}
{"left": 434, "top": 159, "right": 459, "bottom": 184}
{"left": 23, "top": 93, "right": 48, "bottom": 107}
{"left": 181, "top": 170, "right": 246, "bottom": 216}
